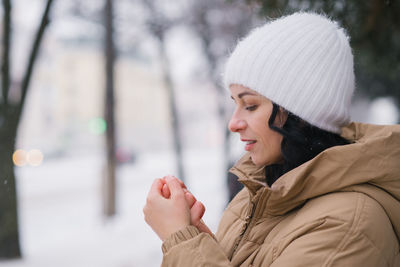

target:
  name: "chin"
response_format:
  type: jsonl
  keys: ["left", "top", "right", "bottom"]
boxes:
{"left": 250, "top": 155, "right": 267, "bottom": 167}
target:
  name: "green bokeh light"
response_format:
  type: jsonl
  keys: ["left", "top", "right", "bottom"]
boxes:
{"left": 89, "top": 117, "right": 107, "bottom": 135}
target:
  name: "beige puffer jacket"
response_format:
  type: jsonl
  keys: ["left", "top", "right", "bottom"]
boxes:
{"left": 161, "top": 123, "right": 400, "bottom": 266}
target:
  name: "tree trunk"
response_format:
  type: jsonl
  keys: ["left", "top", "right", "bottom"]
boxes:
{"left": 0, "top": 0, "right": 20, "bottom": 258}
{"left": 1, "top": 0, "right": 11, "bottom": 107}
{"left": 0, "top": 117, "right": 21, "bottom": 258}
{"left": 0, "top": 0, "right": 54, "bottom": 257}
{"left": 103, "top": 0, "right": 116, "bottom": 217}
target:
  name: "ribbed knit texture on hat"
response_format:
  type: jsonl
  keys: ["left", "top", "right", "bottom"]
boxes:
{"left": 224, "top": 12, "right": 354, "bottom": 134}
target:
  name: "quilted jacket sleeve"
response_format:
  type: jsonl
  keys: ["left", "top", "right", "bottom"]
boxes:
{"left": 161, "top": 225, "right": 233, "bottom": 267}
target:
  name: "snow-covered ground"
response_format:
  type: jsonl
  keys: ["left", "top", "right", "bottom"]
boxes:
{"left": 0, "top": 148, "right": 228, "bottom": 267}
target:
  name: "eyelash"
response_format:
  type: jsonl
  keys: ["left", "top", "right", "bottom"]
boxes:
{"left": 245, "top": 105, "right": 257, "bottom": 111}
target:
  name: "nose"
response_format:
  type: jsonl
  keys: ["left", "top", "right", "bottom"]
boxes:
{"left": 228, "top": 112, "right": 247, "bottom": 132}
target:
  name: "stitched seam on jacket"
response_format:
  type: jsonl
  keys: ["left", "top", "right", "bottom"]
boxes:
{"left": 225, "top": 206, "right": 246, "bottom": 221}
{"left": 280, "top": 218, "right": 339, "bottom": 240}
{"left": 271, "top": 218, "right": 328, "bottom": 261}
{"left": 324, "top": 193, "right": 364, "bottom": 266}
{"left": 325, "top": 228, "right": 391, "bottom": 266}
{"left": 355, "top": 194, "right": 396, "bottom": 266}
{"left": 359, "top": 231, "right": 391, "bottom": 266}
{"left": 245, "top": 239, "right": 263, "bottom": 245}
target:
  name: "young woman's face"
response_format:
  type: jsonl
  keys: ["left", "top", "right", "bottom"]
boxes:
{"left": 229, "top": 84, "right": 285, "bottom": 166}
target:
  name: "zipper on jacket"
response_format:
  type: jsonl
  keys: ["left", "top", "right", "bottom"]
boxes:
{"left": 229, "top": 190, "right": 271, "bottom": 260}
{"left": 228, "top": 200, "right": 256, "bottom": 259}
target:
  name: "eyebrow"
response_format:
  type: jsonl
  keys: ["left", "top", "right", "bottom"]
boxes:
{"left": 230, "top": 92, "right": 257, "bottom": 99}
{"left": 230, "top": 91, "right": 258, "bottom": 101}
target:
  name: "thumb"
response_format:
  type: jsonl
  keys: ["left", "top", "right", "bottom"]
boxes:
{"left": 149, "top": 179, "right": 163, "bottom": 197}
{"left": 162, "top": 184, "right": 170, "bottom": 198}
{"left": 190, "top": 202, "right": 213, "bottom": 236}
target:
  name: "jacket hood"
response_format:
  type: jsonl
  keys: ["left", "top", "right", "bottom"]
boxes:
{"left": 230, "top": 122, "right": 400, "bottom": 241}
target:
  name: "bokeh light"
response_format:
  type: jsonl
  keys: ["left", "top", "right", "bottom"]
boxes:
{"left": 27, "top": 149, "right": 44, "bottom": 166}
{"left": 13, "top": 149, "right": 27, "bottom": 167}
{"left": 89, "top": 117, "right": 107, "bottom": 135}
{"left": 369, "top": 97, "right": 399, "bottom": 125}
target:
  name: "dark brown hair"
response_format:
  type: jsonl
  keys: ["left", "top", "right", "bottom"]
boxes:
{"left": 264, "top": 103, "right": 350, "bottom": 186}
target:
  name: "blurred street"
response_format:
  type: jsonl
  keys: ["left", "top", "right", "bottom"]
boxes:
{"left": 1, "top": 148, "right": 227, "bottom": 267}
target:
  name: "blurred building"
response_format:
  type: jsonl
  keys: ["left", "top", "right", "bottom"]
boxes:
{"left": 17, "top": 27, "right": 173, "bottom": 158}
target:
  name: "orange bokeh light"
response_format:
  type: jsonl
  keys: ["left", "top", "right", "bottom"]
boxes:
{"left": 13, "top": 149, "right": 27, "bottom": 167}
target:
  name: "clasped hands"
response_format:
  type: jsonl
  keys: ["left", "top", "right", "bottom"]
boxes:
{"left": 143, "top": 175, "right": 212, "bottom": 241}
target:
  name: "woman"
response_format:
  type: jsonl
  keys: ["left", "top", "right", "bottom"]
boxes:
{"left": 143, "top": 12, "right": 400, "bottom": 266}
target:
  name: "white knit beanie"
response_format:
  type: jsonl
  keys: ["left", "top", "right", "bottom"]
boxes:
{"left": 224, "top": 12, "right": 354, "bottom": 134}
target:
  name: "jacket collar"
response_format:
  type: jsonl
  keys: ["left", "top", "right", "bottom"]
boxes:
{"left": 229, "top": 122, "right": 400, "bottom": 241}
{"left": 229, "top": 153, "right": 266, "bottom": 196}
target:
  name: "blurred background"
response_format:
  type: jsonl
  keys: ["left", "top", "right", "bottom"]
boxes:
{"left": 0, "top": 0, "right": 399, "bottom": 266}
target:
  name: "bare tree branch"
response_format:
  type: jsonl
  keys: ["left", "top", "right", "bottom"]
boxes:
{"left": 16, "top": 0, "right": 54, "bottom": 121}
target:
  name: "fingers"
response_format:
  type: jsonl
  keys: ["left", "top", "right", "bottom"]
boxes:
{"left": 185, "top": 191, "right": 196, "bottom": 208}
{"left": 162, "top": 175, "right": 186, "bottom": 189}
{"left": 148, "top": 177, "right": 212, "bottom": 237}
{"left": 190, "top": 201, "right": 205, "bottom": 225}
{"left": 144, "top": 178, "right": 192, "bottom": 241}
{"left": 160, "top": 176, "right": 194, "bottom": 205}
{"left": 163, "top": 180, "right": 196, "bottom": 210}
{"left": 162, "top": 184, "right": 170, "bottom": 198}
{"left": 149, "top": 176, "right": 213, "bottom": 237}
{"left": 190, "top": 201, "right": 213, "bottom": 236}
{"left": 165, "top": 176, "right": 185, "bottom": 199}
{"left": 160, "top": 175, "right": 186, "bottom": 199}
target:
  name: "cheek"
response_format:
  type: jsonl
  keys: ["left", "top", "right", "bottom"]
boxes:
{"left": 252, "top": 117, "right": 272, "bottom": 143}
{"left": 257, "top": 126, "right": 283, "bottom": 162}
{"left": 259, "top": 128, "right": 281, "bottom": 149}
{"left": 252, "top": 112, "right": 270, "bottom": 135}
{"left": 270, "top": 133, "right": 283, "bottom": 153}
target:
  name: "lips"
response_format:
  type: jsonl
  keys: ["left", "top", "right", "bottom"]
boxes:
{"left": 241, "top": 139, "right": 257, "bottom": 151}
